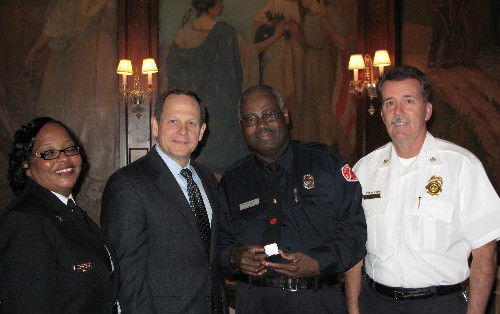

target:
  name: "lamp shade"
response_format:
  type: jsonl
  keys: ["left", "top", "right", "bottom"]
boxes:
{"left": 142, "top": 58, "right": 158, "bottom": 74}
{"left": 117, "top": 59, "right": 133, "bottom": 75}
{"left": 373, "top": 50, "right": 391, "bottom": 66}
{"left": 348, "top": 54, "right": 365, "bottom": 70}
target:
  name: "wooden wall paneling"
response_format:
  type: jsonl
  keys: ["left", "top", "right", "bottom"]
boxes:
{"left": 118, "top": 0, "right": 158, "bottom": 166}
{"left": 355, "top": 0, "right": 396, "bottom": 160}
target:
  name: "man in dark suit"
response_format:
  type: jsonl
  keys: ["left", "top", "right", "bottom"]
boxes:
{"left": 101, "top": 88, "right": 226, "bottom": 314}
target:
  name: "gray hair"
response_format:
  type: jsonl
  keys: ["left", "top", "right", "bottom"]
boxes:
{"left": 238, "top": 85, "right": 285, "bottom": 119}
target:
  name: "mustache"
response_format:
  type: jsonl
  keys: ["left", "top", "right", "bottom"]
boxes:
{"left": 254, "top": 128, "right": 277, "bottom": 138}
{"left": 391, "top": 117, "right": 411, "bottom": 125}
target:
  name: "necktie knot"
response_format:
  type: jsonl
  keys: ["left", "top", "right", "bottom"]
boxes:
{"left": 181, "top": 168, "right": 193, "bottom": 181}
{"left": 266, "top": 162, "right": 279, "bottom": 174}
{"left": 67, "top": 199, "right": 83, "bottom": 215}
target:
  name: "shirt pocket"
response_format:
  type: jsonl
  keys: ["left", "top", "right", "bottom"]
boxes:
{"left": 363, "top": 198, "right": 392, "bottom": 261}
{"left": 407, "top": 197, "right": 453, "bottom": 252}
{"left": 231, "top": 202, "right": 267, "bottom": 244}
{"left": 289, "top": 193, "right": 337, "bottom": 244}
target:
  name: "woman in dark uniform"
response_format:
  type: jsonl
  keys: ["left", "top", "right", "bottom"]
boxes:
{"left": 0, "top": 117, "right": 119, "bottom": 314}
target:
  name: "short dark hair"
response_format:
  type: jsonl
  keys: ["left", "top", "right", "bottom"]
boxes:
{"left": 7, "top": 117, "right": 88, "bottom": 195}
{"left": 376, "top": 65, "right": 432, "bottom": 103}
{"left": 238, "top": 85, "right": 285, "bottom": 119}
{"left": 154, "top": 87, "right": 206, "bottom": 125}
{"left": 192, "top": 0, "right": 219, "bottom": 17}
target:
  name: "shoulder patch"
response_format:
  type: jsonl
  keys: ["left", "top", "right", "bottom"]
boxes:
{"left": 341, "top": 164, "right": 358, "bottom": 182}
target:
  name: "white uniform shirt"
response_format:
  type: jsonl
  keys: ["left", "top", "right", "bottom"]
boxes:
{"left": 353, "top": 132, "right": 500, "bottom": 288}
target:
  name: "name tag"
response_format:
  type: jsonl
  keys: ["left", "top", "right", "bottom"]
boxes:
{"left": 73, "top": 262, "right": 95, "bottom": 272}
{"left": 363, "top": 191, "right": 381, "bottom": 199}
{"left": 239, "top": 198, "right": 259, "bottom": 210}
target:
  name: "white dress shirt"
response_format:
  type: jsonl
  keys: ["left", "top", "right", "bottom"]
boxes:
{"left": 155, "top": 145, "right": 213, "bottom": 224}
{"left": 353, "top": 132, "right": 500, "bottom": 288}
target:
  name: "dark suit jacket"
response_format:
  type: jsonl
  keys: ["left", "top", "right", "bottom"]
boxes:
{"left": 0, "top": 179, "right": 119, "bottom": 314}
{"left": 101, "top": 147, "right": 226, "bottom": 314}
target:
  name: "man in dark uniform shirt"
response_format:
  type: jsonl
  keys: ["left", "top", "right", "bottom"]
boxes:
{"left": 218, "top": 85, "right": 367, "bottom": 314}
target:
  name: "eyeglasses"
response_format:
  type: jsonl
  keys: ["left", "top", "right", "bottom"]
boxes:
{"left": 33, "top": 146, "right": 81, "bottom": 160}
{"left": 239, "top": 110, "right": 282, "bottom": 127}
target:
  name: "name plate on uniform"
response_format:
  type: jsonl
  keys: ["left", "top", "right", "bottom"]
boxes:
{"left": 363, "top": 191, "right": 381, "bottom": 199}
{"left": 239, "top": 198, "right": 259, "bottom": 210}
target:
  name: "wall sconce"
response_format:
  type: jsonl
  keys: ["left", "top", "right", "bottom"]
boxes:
{"left": 117, "top": 58, "right": 158, "bottom": 119}
{"left": 348, "top": 50, "right": 391, "bottom": 115}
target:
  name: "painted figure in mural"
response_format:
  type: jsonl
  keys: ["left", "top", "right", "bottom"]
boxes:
{"left": 426, "top": 0, "right": 453, "bottom": 68}
{"left": 295, "top": 0, "right": 355, "bottom": 160}
{"left": 252, "top": 0, "right": 304, "bottom": 135}
{"left": 219, "top": 85, "right": 366, "bottom": 314}
{"left": 345, "top": 65, "right": 500, "bottom": 314}
{"left": 101, "top": 88, "right": 226, "bottom": 314}
{"left": 167, "top": 0, "right": 286, "bottom": 175}
{"left": 427, "top": 0, "right": 492, "bottom": 69}
{"left": 0, "top": 87, "right": 15, "bottom": 148}
{"left": 0, "top": 117, "right": 119, "bottom": 313}
{"left": 24, "top": 0, "right": 118, "bottom": 217}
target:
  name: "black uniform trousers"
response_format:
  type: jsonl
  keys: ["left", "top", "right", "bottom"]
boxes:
{"left": 235, "top": 281, "right": 347, "bottom": 314}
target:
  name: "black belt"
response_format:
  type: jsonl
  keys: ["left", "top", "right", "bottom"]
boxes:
{"left": 366, "top": 276, "right": 463, "bottom": 300}
{"left": 237, "top": 274, "right": 338, "bottom": 291}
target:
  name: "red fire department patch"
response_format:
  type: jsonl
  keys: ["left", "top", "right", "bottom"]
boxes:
{"left": 270, "top": 218, "right": 277, "bottom": 225}
{"left": 341, "top": 164, "right": 358, "bottom": 182}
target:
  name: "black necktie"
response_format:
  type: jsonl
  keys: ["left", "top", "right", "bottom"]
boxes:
{"left": 68, "top": 199, "right": 84, "bottom": 219}
{"left": 67, "top": 199, "right": 91, "bottom": 230}
{"left": 180, "top": 168, "right": 211, "bottom": 253}
{"left": 262, "top": 162, "right": 283, "bottom": 248}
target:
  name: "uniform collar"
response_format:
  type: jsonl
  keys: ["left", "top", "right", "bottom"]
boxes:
{"left": 253, "top": 140, "right": 293, "bottom": 180}
{"left": 50, "top": 191, "right": 75, "bottom": 206}
{"left": 378, "top": 132, "right": 442, "bottom": 170}
{"left": 414, "top": 132, "right": 443, "bottom": 167}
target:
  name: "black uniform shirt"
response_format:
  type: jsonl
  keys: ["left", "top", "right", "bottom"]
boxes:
{"left": 219, "top": 140, "right": 367, "bottom": 276}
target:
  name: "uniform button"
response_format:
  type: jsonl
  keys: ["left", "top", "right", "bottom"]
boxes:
{"left": 205, "top": 296, "right": 211, "bottom": 303}
{"left": 286, "top": 247, "right": 290, "bottom": 251}
{"left": 282, "top": 223, "right": 287, "bottom": 227}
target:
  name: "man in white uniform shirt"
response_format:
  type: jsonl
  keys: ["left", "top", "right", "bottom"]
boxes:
{"left": 345, "top": 65, "right": 500, "bottom": 314}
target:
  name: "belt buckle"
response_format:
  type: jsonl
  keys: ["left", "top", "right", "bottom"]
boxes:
{"left": 394, "top": 290, "right": 404, "bottom": 300}
{"left": 282, "top": 277, "right": 299, "bottom": 292}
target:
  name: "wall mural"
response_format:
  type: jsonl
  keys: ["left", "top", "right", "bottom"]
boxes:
{"left": 0, "top": 0, "right": 120, "bottom": 220}
{"left": 2, "top": 0, "right": 496, "bottom": 217}
{"left": 401, "top": 0, "right": 500, "bottom": 193}
{"left": 158, "top": 0, "right": 359, "bottom": 174}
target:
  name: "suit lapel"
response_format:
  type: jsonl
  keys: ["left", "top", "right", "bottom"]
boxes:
{"left": 148, "top": 150, "right": 208, "bottom": 257}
